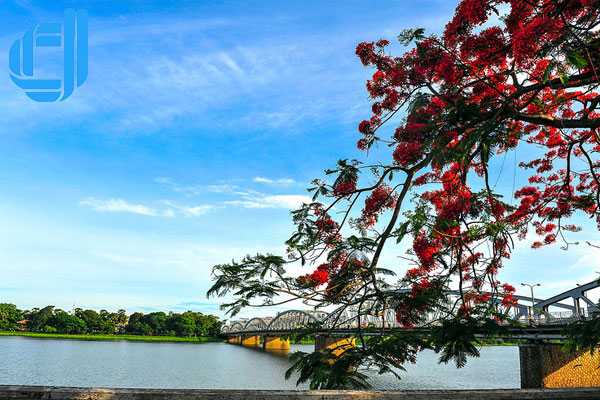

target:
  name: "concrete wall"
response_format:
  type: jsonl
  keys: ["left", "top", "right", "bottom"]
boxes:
{"left": 2, "top": 386, "right": 600, "bottom": 400}
{"left": 520, "top": 344, "right": 600, "bottom": 388}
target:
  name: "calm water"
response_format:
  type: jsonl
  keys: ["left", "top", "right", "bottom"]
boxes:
{"left": 0, "top": 337, "right": 519, "bottom": 390}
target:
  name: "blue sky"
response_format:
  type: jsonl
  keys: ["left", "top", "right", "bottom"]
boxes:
{"left": 1, "top": 0, "right": 599, "bottom": 317}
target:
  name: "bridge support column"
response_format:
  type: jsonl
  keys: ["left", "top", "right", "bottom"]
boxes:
{"left": 262, "top": 336, "right": 291, "bottom": 351}
{"left": 520, "top": 344, "right": 600, "bottom": 388}
{"left": 226, "top": 336, "right": 241, "bottom": 344}
{"left": 241, "top": 335, "right": 261, "bottom": 347}
{"left": 574, "top": 298, "right": 582, "bottom": 318}
{"left": 315, "top": 335, "right": 356, "bottom": 357}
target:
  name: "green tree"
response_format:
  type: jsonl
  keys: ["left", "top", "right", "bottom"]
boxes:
{"left": 126, "top": 312, "right": 152, "bottom": 335}
{"left": 74, "top": 309, "right": 105, "bottom": 333}
{"left": 49, "top": 310, "right": 86, "bottom": 334}
{"left": 26, "top": 306, "right": 55, "bottom": 332}
{"left": 166, "top": 312, "right": 196, "bottom": 337}
{"left": 98, "top": 310, "right": 117, "bottom": 334}
{"left": 0, "top": 303, "right": 23, "bottom": 331}
{"left": 142, "top": 312, "right": 167, "bottom": 335}
{"left": 194, "top": 313, "right": 221, "bottom": 337}
{"left": 114, "top": 309, "right": 128, "bottom": 331}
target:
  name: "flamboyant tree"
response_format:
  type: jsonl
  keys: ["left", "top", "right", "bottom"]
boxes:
{"left": 209, "top": 0, "right": 600, "bottom": 389}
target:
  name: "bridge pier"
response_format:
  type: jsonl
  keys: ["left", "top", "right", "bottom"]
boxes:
{"left": 226, "top": 336, "right": 241, "bottom": 344}
{"left": 315, "top": 335, "right": 356, "bottom": 357}
{"left": 520, "top": 344, "right": 600, "bottom": 388}
{"left": 241, "top": 335, "right": 261, "bottom": 347}
{"left": 262, "top": 336, "right": 291, "bottom": 351}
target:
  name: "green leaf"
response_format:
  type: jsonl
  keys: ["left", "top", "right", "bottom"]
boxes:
{"left": 542, "top": 61, "right": 554, "bottom": 83}
{"left": 395, "top": 220, "right": 411, "bottom": 243}
{"left": 397, "top": 28, "right": 425, "bottom": 45}
{"left": 559, "top": 72, "right": 568, "bottom": 85}
{"left": 554, "top": 63, "right": 571, "bottom": 85}
{"left": 481, "top": 142, "right": 490, "bottom": 164}
{"left": 567, "top": 51, "right": 588, "bottom": 68}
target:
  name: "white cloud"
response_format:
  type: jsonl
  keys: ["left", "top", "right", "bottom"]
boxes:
{"left": 156, "top": 176, "right": 310, "bottom": 210}
{"left": 156, "top": 177, "right": 245, "bottom": 196}
{"left": 81, "top": 197, "right": 214, "bottom": 218}
{"left": 0, "top": 10, "right": 371, "bottom": 136}
{"left": 182, "top": 205, "right": 215, "bottom": 216}
{"left": 161, "top": 200, "right": 216, "bottom": 217}
{"left": 253, "top": 176, "right": 296, "bottom": 186}
{"left": 80, "top": 198, "right": 168, "bottom": 217}
{"left": 225, "top": 193, "right": 310, "bottom": 209}
{"left": 154, "top": 177, "right": 204, "bottom": 196}
{"left": 206, "top": 184, "right": 240, "bottom": 194}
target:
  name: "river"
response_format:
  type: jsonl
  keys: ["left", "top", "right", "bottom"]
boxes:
{"left": 0, "top": 336, "right": 519, "bottom": 390}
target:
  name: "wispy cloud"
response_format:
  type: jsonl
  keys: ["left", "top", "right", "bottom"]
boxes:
{"left": 80, "top": 197, "right": 214, "bottom": 218}
{"left": 155, "top": 176, "right": 204, "bottom": 196}
{"left": 156, "top": 177, "right": 309, "bottom": 210}
{"left": 160, "top": 200, "right": 216, "bottom": 217}
{"left": 0, "top": 10, "right": 369, "bottom": 136}
{"left": 225, "top": 193, "right": 310, "bottom": 209}
{"left": 80, "top": 198, "right": 172, "bottom": 217}
{"left": 157, "top": 177, "right": 248, "bottom": 196}
{"left": 253, "top": 176, "right": 296, "bottom": 186}
{"left": 206, "top": 184, "right": 241, "bottom": 194}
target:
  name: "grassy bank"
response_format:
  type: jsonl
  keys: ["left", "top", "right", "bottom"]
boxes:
{"left": 0, "top": 331, "right": 221, "bottom": 344}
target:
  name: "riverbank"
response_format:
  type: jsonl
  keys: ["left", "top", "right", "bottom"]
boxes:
{"left": 0, "top": 331, "right": 221, "bottom": 344}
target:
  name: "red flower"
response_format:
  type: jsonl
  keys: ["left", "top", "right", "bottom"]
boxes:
{"left": 501, "top": 283, "right": 515, "bottom": 293}
{"left": 333, "top": 180, "right": 357, "bottom": 197}
{"left": 361, "top": 185, "right": 396, "bottom": 227}
{"left": 297, "top": 264, "right": 330, "bottom": 287}
{"left": 355, "top": 42, "right": 376, "bottom": 66}
{"left": 372, "top": 70, "right": 386, "bottom": 82}
{"left": 501, "top": 294, "right": 517, "bottom": 307}
{"left": 413, "top": 232, "right": 440, "bottom": 269}
{"left": 393, "top": 142, "right": 422, "bottom": 166}
{"left": 357, "top": 138, "right": 369, "bottom": 150}
{"left": 358, "top": 120, "right": 371, "bottom": 134}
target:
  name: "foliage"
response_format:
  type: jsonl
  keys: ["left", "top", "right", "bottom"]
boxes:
{"left": 1, "top": 303, "right": 221, "bottom": 338}
{"left": 0, "top": 331, "right": 220, "bottom": 343}
{"left": 126, "top": 310, "right": 221, "bottom": 337}
{"left": 0, "top": 303, "right": 23, "bottom": 331}
{"left": 209, "top": 0, "right": 600, "bottom": 389}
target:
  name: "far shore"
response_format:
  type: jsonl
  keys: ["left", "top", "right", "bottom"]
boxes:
{"left": 0, "top": 331, "right": 221, "bottom": 344}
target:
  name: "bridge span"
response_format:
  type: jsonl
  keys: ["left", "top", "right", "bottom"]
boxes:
{"left": 222, "top": 282, "right": 599, "bottom": 337}
{"left": 221, "top": 281, "right": 600, "bottom": 389}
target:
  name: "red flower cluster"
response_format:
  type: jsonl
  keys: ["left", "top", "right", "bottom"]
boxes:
{"left": 297, "top": 264, "right": 329, "bottom": 288}
{"left": 499, "top": 283, "right": 517, "bottom": 307}
{"left": 313, "top": 208, "right": 341, "bottom": 247}
{"left": 333, "top": 180, "right": 357, "bottom": 197}
{"left": 412, "top": 231, "right": 441, "bottom": 270}
{"left": 393, "top": 142, "right": 422, "bottom": 166}
{"left": 361, "top": 185, "right": 396, "bottom": 227}
{"left": 422, "top": 164, "right": 472, "bottom": 223}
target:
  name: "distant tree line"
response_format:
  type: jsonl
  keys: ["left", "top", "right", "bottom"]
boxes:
{"left": 0, "top": 303, "right": 221, "bottom": 337}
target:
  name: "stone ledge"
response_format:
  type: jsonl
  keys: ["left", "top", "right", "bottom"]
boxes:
{"left": 2, "top": 386, "right": 600, "bottom": 400}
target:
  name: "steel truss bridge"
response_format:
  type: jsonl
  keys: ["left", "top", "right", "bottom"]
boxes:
{"left": 222, "top": 280, "right": 600, "bottom": 340}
